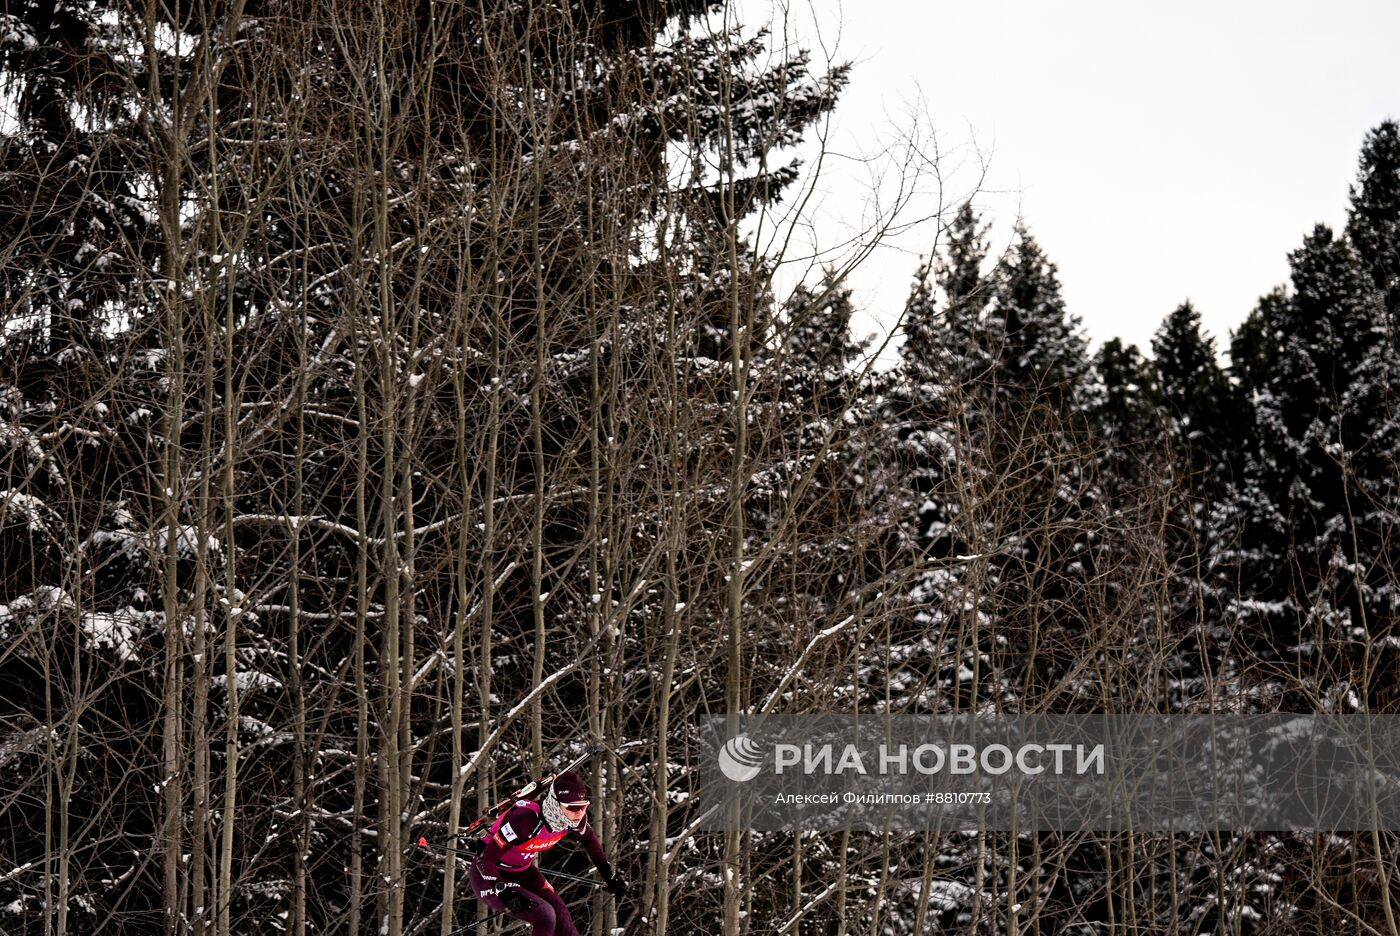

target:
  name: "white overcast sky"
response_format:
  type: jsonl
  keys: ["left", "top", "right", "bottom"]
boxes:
{"left": 735, "top": 0, "right": 1400, "bottom": 359}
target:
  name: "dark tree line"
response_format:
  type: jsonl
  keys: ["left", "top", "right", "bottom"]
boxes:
{"left": 3, "top": 0, "right": 1400, "bottom": 932}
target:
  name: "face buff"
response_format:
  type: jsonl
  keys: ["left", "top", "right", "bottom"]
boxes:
{"left": 542, "top": 786, "right": 577, "bottom": 831}
{"left": 543, "top": 769, "right": 590, "bottom": 831}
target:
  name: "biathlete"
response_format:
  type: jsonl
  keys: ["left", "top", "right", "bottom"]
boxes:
{"left": 467, "top": 770, "right": 628, "bottom": 936}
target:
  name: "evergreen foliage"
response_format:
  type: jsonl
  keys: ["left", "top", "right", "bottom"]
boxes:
{"left": 0, "top": 3, "right": 857, "bottom": 932}
{"left": 1151, "top": 302, "right": 1233, "bottom": 486}
{"left": 1219, "top": 223, "right": 1400, "bottom": 656}
{"left": 1347, "top": 120, "right": 1400, "bottom": 318}
{"left": 1089, "top": 337, "right": 1159, "bottom": 487}
{"left": 3, "top": 6, "right": 1400, "bottom": 931}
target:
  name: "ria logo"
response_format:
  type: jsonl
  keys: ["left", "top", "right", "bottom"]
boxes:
{"left": 718, "top": 733, "right": 765, "bottom": 782}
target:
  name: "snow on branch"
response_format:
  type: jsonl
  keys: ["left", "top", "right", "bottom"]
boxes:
{"left": 759, "top": 614, "right": 856, "bottom": 715}
{"left": 457, "top": 630, "right": 602, "bottom": 783}
{"left": 775, "top": 875, "right": 845, "bottom": 935}
{"left": 661, "top": 803, "right": 722, "bottom": 869}
{"left": 230, "top": 513, "right": 371, "bottom": 542}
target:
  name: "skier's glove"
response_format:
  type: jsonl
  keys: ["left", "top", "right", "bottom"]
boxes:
{"left": 496, "top": 885, "right": 532, "bottom": 914}
{"left": 604, "top": 870, "right": 630, "bottom": 900}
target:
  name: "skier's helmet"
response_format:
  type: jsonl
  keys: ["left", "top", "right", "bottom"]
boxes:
{"left": 543, "top": 770, "right": 591, "bottom": 830}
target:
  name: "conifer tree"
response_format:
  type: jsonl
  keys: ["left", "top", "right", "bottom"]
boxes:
{"left": 1151, "top": 302, "right": 1236, "bottom": 489}
{"left": 985, "top": 224, "right": 1094, "bottom": 409}
{"left": 888, "top": 263, "right": 959, "bottom": 568}
{"left": 1220, "top": 225, "right": 1400, "bottom": 656}
{"left": 1228, "top": 288, "right": 1289, "bottom": 408}
{"left": 0, "top": 0, "right": 162, "bottom": 349}
{"left": 894, "top": 202, "right": 998, "bottom": 574}
{"left": 880, "top": 206, "right": 997, "bottom": 711}
{"left": 977, "top": 225, "right": 1102, "bottom": 698}
{"left": 0, "top": 3, "right": 856, "bottom": 931}
{"left": 781, "top": 272, "right": 866, "bottom": 422}
{"left": 891, "top": 215, "right": 1103, "bottom": 707}
{"left": 1346, "top": 120, "right": 1400, "bottom": 319}
{"left": 1090, "top": 338, "right": 1159, "bottom": 488}
{"left": 902, "top": 201, "right": 992, "bottom": 378}
{"left": 892, "top": 202, "right": 994, "bottom": 564}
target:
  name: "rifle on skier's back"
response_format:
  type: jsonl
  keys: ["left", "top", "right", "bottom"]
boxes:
{"left": 416, "top": 745, "right": 607, "bottom": 857}
{"left": 459, "top": 746, "right": 605, "bottom": 839}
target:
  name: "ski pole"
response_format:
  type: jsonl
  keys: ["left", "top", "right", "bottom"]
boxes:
{"left": 415, "top": 837, "right": 483, "bottom": 858}
{"left": 538, "top": 867, "right": 604, "bottom": 888}
{"left": 445, "top": 908, "right": 510, "bottom": 936}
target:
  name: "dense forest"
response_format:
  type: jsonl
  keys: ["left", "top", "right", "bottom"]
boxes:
{"left": 2, "top": 0, "right": 1399, "bottom": 934}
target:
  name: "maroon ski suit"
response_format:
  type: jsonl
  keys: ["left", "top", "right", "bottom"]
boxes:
{"left": 467, "top": 798, "right": 610, "bottom": 936}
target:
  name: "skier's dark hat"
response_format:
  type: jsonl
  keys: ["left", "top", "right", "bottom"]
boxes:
{"left": 551, "top": 770, "right": 589, "bottom": 805}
